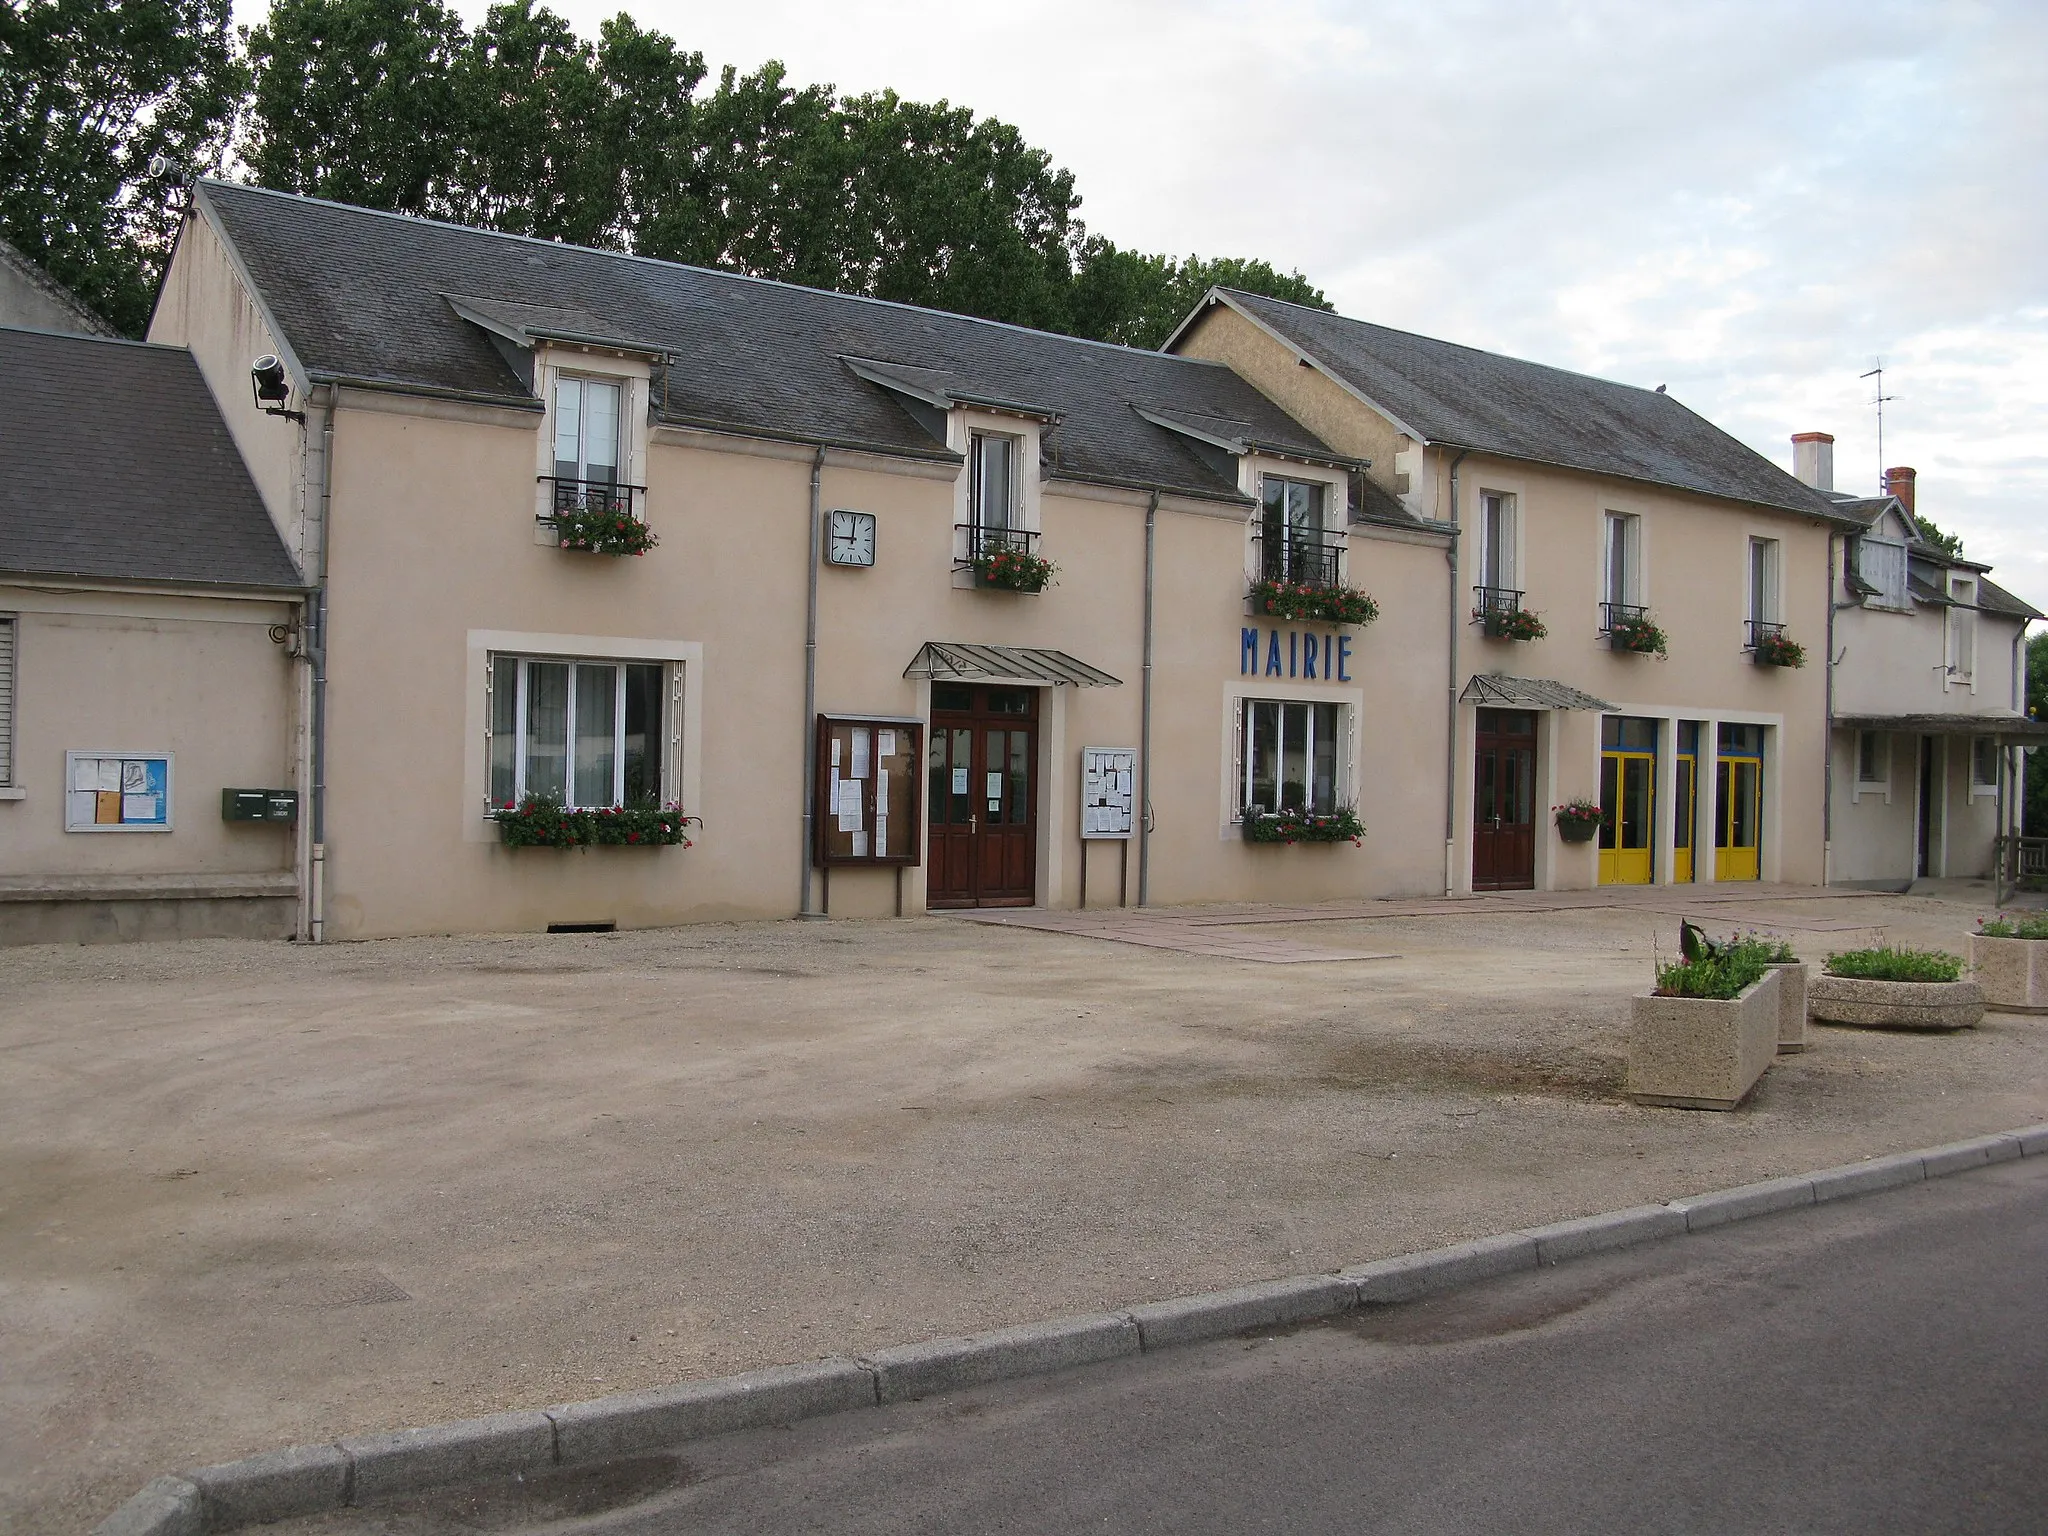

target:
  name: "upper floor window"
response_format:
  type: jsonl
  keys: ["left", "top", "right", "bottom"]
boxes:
{"left": 1602, "top": 511, "right": 1642, "bottom": 616}
{"left": 1260, "top": 476, "right": 1335, "bottom": 586}
{"left": 1478, "top": 491, "right": 1518, "bottom": 591}
{"left": 553, "top": 376, "right": 621, "bottom": 489}
{"left": 970, "top": 433, "right": 1017, "bottom": 532}
{"left": 489, "top": 653, "right": 667, "bottom": 809}
{"left": 1853, "top": 536, "right": 1908, "bottom": 609}
{"left": 1946, "top": 603, "right": 1977, "bottom": 683}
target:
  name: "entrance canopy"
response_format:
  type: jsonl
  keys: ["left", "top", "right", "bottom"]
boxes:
{"left": 905, "top": 641, "right": 1122, "bottom": 688}
{"left": 1834, "top": 713, "right": 2048, "bottom": 743}
{"left": 1460, "top": 673, "right": 1614, "bottom": 711}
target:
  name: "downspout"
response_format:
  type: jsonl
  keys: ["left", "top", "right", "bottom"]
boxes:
{"left": 1822, "top": 530, "right": 1837, "bottom": 886}
{"left": 1442, "top": 450, "right": 1469, "bottom": 897}
{"left": 798, "top": 446, "right": 825, "bottom": 918}
{"left": 1137, "top": 489, "right": 1159, "bottom": 906}
{"left": 307, "top": 392, "right": 335, "bottom": 942}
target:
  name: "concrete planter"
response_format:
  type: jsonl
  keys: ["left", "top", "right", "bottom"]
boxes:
{"left": 1766, "top": 961, "right": 1810, "bottom": 1053}
{"left": 1969, "top": 935, "right": 2048, "bottom": 1014}
{"left": 1627, "top": 967, "right": 1779, "bottom": 1110}
{"left": 1808, "top": 973, "right": 1984, "bottom": 1031}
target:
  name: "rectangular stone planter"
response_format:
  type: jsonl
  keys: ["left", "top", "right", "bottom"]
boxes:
{"left": 1969, "top": 935, "right": 2048, "bottom": 1014}
{"left": 1627, "top": 967, "right": 1780, "bottom": 1111}
{"left": 1767, "top": 961, "right": 1809, "bottom": 1053}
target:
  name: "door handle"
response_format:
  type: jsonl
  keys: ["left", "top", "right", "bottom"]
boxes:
{"left": 969, "top": 814, "right": 978, "bottom": 832}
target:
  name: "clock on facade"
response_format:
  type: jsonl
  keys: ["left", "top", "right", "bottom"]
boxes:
{"left": 826, "top": 509, "right": 877, "bottom": 567}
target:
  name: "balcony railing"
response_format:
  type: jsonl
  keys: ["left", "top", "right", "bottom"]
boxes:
{"left": 540, "top": 476, "right": 644, "bottom": 519}
{"left": 1599, "top": 600, "right": 1648, "bottom": 634}
{"left": 958, "top": 522, "right": 1054, "bottom": 593}
{"left": 1254, "top": 531, "right": 1344, "bottom": 589}
{"left": 1744, "top": 619, "right": 1785, "bottom": 650}
{"left": 959, "top": 521, "right": 1039, "bottom": 564}
{"left": 1473, "top": 585, "right": 1524, "bottom": 617}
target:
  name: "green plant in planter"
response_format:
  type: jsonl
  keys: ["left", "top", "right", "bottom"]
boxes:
{"left": 1978, "top": 913, "right": 2048, "bottom": 939}
{"left": 973, "top": 547, "right": 1057, "bottom": 592}
{"left": 1607, "top": 611, "right": 1668, "bottom": 655}
{"left": 1553, "top": 798, "right": 1603, "bottom": 841}
{"left": 1727, "top": 934, "right": 1798, "bottom": 964}
{"left": 1823, "top": 945, "right": 1965, "bottom": 983}
{"left": 1752, "top": 630, "right": 1806, "bottom": 668}
{"left": 1654, "top": 948, "right": 1770, "bottom": 999}
{"left": 1242, "top": 805, "right": 1366, "bottom": 845}
{"left": 1249, "top": 579, "right": 1380, "bottom": 626}
{"left": 551, "top": 502, "right": 658, "bottom": 556}
{"left": 492, "top": 795, "right": 699, "bottom": 847}
{"left": 1477, "top": 605, "right": 1547, "bottom": 641}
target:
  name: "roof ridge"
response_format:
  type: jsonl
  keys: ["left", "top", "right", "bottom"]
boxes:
{"left": 1218, "top": 286, "right": 1676, "bottom": 402}
{"left": 201, "top": 180, "right": 1236, "bottom": 371}
{"left": 0, "top": 322, "right": 187, "bottom": 354}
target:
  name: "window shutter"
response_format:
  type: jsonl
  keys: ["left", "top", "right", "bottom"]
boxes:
{"left": 1231, "top": 698, "right": 1246, "bottom": 818}
{"left": 0, "top": 617, "right": 13, "bottom": 786}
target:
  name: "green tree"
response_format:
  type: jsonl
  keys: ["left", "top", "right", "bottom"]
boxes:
{"left": 241, "top": 0, "right": 464, "bottom": 217}
{"left": 1913, "top": 512, "right": 1965, "bottom": 559}
{"left": 0, "top": 0, "right": 244, "bottom": 334}
{"left": 1069, "top": 241, "right": 1331, "bottom": 349}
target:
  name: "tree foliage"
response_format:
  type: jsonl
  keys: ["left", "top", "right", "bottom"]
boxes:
{"left": 1913, "top": 512, "right": 1965, "bottom": 560}
{"left": 4, "top": 0, "right": 1332, "bottom": 341}
{"left": 0, "top": 0, "right": 244, "bottom": 334}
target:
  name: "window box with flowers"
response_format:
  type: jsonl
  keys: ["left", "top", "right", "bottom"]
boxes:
{"left": 492, "top": 795, "right": 699, "bottom": 848}
{"left": 1554, "top": 798, "right": 1603, "bottom": 843}
{"left": 1248, "top": 579, "right": 1380, "bottom": 627}
{"left": 1241, "top": 806, "right": 1366, "bottom": 845}
{"left": 973, "top": 546, "right": 1058, "bottom": 593}
{"left": 549, "top": 499, "right": 658, "bottom": 557}
{"left": 1604, "top": 608, "right": 1668, "bottom": 656}
{"left": 1477, "top": 605, "right": 1547, "bottom": 641}
{"left": 1749, "top": 628, "right": 1806, "bottom": 669}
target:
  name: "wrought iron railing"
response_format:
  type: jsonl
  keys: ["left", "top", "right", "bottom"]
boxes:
{"left": 958, "top": 522, "right": 1040, "bottom": 563}
{"left": 1473, "top": 585, "right": 1524, "bottom": 617}
{"left": 1744, "top": 619, "right": 1786, "bottom": 650}
{"left": 1254, "top": 531, "right": 1344, "bottom": 589}
{"left": 539, "top": 476, "right": 645, "bottom": 519}
{"left": 1599, "top": 601, "right": 1648, "bottom": 634}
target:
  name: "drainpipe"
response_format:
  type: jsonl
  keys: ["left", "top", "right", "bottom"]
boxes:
{"left": 1442, "top": 450, "right": 1469, "bottom": 897}
{"left": 1822, "top": 530, "right": 1837, "bottom": 886}
{"left": 798, "top": 446, "right": 825, "bottom": 918}
{"left": 1137, "top": 489, "right": 1159, "bottom": 906}
{"left": 307, "top": 392, "right": 335, "bottom": 942}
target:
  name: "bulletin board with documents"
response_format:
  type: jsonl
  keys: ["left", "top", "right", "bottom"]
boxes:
{"left": 65, "top": 751, "right": 173, "bottom": 832}
{"left": 814, "top": 716, "right": 922, "bottom": 867}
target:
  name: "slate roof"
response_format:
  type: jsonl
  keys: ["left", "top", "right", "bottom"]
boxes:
{"left": 1195, "top": 290, "right": 1858, "bottom": 522}
{"left": 196, "top": 181, "right": 1349, "bottom": 505}
{"left": 1978, "top": 578, "right": 2043, "bottom": 622}
{"left": 0, "top": 327, "right": 303, "bottom": 589}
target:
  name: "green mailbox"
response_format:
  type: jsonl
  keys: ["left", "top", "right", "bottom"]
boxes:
{"left": 221, "top": 788, "right": 298, "bottom": 823}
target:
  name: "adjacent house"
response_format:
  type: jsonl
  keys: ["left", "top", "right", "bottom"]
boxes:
{"left": 1784, "top": 439, "right": 2044, "bottom": 886}
{"left": 0, "top": 325, "right": 306, "bottom": 942}
{"left": 1167, "top": 289, "right": 1861, "bottom": 893}
{"left": 0, "top": 238, "right": 115, "bottom": 336}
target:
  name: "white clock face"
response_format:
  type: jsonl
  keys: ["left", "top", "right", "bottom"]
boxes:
{"left": 827, "top": 510, "right": 876, "bottom": 567}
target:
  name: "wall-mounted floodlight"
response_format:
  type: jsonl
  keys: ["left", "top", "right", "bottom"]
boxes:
{"left": 251, "top": 355, "right": 305, "bottom": 424}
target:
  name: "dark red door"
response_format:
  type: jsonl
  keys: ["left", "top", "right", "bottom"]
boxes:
{"left": 926, "top": 685, "right": 1038, "bottom": 908}
{"left": 1472, "top": 708, "right": 1536, "bottom": 891}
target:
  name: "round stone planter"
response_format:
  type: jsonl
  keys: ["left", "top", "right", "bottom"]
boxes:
{"left": 1968, "top": 935, "right": 2048, "bottom": 1014}
{"left": 1765, "top": 960, "right": 1810, "bottom": 1053}
{"left": 1808, "top": 973, "right": 1984, "bottom": 1032}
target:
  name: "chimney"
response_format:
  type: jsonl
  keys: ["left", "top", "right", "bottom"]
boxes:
{"left": 1791, "top": 431, "right": 1834, "bottom": 491}
{"left": 1884, "top": 465, "right": 1917, "bottom": 516}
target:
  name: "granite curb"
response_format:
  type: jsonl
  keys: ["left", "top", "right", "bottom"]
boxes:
{"left": 96, "top": 1119, "right": 2048, "bottom": 1535}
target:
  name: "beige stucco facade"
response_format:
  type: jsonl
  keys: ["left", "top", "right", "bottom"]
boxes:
{"left": 1174, "top": 304, "right": 1837, "bottom": 894}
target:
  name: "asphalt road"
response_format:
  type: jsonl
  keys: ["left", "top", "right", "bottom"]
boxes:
{"left": 314, "top": 1156, "right": 2048, "bottom": 1536}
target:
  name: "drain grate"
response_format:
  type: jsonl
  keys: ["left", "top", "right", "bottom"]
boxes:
{"left": 274, "top": 1266, "right": 412, "bottom": 1309}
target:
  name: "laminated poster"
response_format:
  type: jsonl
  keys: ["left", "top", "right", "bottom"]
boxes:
{"left": 851, "top": 830, "right": 869, "bottom": 857}
{"left": 952, "top": 766, "right": 969, "bottom": 795}
{"left": 877, "top": 729, "right": 896, "bottom": 758}
{"left": 837, "top": 779, "right": 864, "bottom": 832}
{"left": 831, "top": 737, "right": 841, "bottom": 767}
{"left": 986, "top": 771, "right": 1003, "bottom": 802}
{"left": 851, "top": 728, "right": 870, "bottom": 780}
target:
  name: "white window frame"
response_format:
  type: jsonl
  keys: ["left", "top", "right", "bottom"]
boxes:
{"left": 551, "top": 374, "right": 624, "bottom": 488}
{"left": 533, "top": 350, "right": 651, "bottom": 540}
{"left": 1945, "top": 578, "right": 1978, "bottom": 689}
{"left": 1602, "top": 511, "right": 1642, "bottom": 612}
{"left": 1970, "top": 736, "right": 1998, "bottom": 799}
{"left": 1235, "top": 696, "right": 1349, "bottom": 819}
{"left": 1479, "top": 491, "right": 1518, "bottom": 591}
{"left": 0, "top": 614, "right": 15, "bottom": 789}
{"left": 969, "top": 431, "right": 1021, "bottom": 533}
{"left": 1747, "top": 536, "right": 1782, "bottom": 628}
{"left": 488, "top": 652, "right": 675, "bottom": 809}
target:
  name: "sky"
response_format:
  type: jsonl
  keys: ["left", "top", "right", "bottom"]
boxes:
{"left": 248, "top": 0, "right": 2047, "bottom": 610}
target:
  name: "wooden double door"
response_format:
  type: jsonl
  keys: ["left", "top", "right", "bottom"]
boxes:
{"left": 926, "top": 683, "right": 1038, "bottom": 908}
{"left": 1472, "top": 708, "right": 1536, "bottom": 891}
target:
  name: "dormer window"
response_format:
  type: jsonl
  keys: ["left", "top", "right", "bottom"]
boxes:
{"left": 970, "top": 433, "right": 1017, "bottom": 534}
{"left": 554, "top": 376, "right": 621, "bottom": 491}
{"left": 1259, "top": 475, "right": 1336, "bottom": 588}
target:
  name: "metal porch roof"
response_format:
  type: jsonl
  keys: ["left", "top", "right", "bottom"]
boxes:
{"left": 904, "top": 642, "right": 1123, "bottom": 688}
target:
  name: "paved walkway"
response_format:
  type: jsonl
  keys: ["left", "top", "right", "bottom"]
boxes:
{"left": 953, "top": 883, "right": 1886, "bottom": 963}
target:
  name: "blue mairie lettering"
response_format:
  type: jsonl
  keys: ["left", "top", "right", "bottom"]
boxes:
{"left": 1238, "top": 623, "right": 1356, "bottom": 684}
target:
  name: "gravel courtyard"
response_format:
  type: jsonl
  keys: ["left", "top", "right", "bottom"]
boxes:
{"left": 4, "top": 890, "right": 2042, "bottom": 1532}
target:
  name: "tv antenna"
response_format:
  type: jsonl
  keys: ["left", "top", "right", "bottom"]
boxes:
{"left": 1859, "top": 360, "right": 1896, "bottom": 495}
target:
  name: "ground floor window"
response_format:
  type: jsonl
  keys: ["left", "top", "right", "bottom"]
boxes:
{"left": 1972, "top": 737, "right": 1998, "bottom": 790}
{"left": 1240, "top": 699, "right": 1341, "bottom": 816}
{"left": 1857, "top": 730, "right": 1888, "bottom": 786}
{"left": 489, "top": 654, "right": 666, "bottom": 807}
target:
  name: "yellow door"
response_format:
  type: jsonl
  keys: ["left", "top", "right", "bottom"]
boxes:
{"left": 1715, "top": 755, "right": 1761, "bottom": 881}
{"left": 1673, "top": 754, "right": 1696, "bottom": 883}
{"left": 1599, "top": 750, "right": 1655, "bottom": 884}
